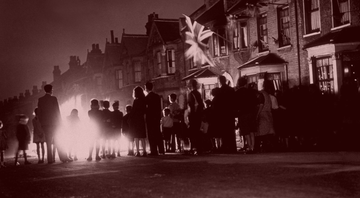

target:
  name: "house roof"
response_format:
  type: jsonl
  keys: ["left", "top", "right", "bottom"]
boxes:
{"left": 182, "top": 66, "right": 222, "bottom": 81}
{"left": 154, "top": 19, "right": 181, "bottom": 43}
{"left": 238, "top": 53, "right": 287, "bottom": 69}
{"left": 304, "top": 25, "right": 360, "bottom": 49}
{"left": 121, "top": 33, "right": 148, "bottom": 57}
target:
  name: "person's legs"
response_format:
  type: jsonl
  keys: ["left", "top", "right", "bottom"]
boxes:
{"left": 87, "top": 140, "right": 94, "bottom": 161}
{"left": 24, "top": 150, "right": 31, "bottom": 165}
{"left": 14, "top": 149, "right": 19, "bottom": 165}
{"left": 0, "top": 151, "right": 5, "bottom": 167}
{"left": 40, "top": 143, "right": 45, "bottom": 163}
{"left": 249, "top": 133, "right": 255, "bottom": 151}
{"left": 135, "top": 138, "right": 140, "bottom": 156}
{"left": 141, "top": 138, "right": 147, "bottom": 156}
{"left": 95, "top": 140, "right": 101, "bottom": 161}
{"left": 36, "top": 143, "right": 40, "bottom": 162}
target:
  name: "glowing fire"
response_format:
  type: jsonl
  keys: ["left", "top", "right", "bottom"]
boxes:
{"left": 56, "top": 95, "right": 129, "bottom": 160}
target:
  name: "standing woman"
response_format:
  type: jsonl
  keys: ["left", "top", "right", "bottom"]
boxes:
{"left": 130, "top": 86, "right": 147, "bottom": 156}
{"left": 32, "top": 108, "right": 46, "bottom": 164}
{"left": 256, "top": 80, "right": 275, "bottom": 152}
{"left": 187, "top": 79, "right": 204, "bottom": 155}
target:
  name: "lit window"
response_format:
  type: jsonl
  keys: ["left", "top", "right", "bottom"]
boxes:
{"left": 257, "top": 13, "right": 268, "bottom": 52}
{"left": 304, "top": 0, "right": 320, "bottom": 34}
{"left": 315, "top": 57, "right": 334, "bottom": 93}
{"left": 213, "top": 28, "right": 227, "bottom": 56}
{"left": 115, "top": 70, "right": 123, "bottom": 89}
{"left": 166, "top": 49, "right": 176, "bottom": 74}
{"left": 332, "top": 0, "right": 350, "bottom": 27}
{"left": 134, "top": 62, "right": 141, "bottom": 83}
{"left": 233, "top": 21, "right": 248, "bottom": 50}
{"left": 278, "top": 6, "right": 291, "bottom": 46}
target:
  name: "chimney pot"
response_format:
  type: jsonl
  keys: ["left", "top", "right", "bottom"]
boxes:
{"left": 111, "top": 30, "right": 115, "bottom": 43}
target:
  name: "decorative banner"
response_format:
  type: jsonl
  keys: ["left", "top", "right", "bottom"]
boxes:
{"left": 183, "top": 15, "right": 214, "bottom": 66}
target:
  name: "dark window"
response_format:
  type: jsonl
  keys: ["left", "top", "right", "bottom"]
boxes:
{"left": 278, "top": 6, "right": 291, "bottom": 46}
{"left": 304, "top": 0, "right": 320, "bottom": 34}
{"left": 257, "top": 13, "right": 268, "bottom": 52}
{"left": 332, "top": 0, "right": 350, "bottom": 27}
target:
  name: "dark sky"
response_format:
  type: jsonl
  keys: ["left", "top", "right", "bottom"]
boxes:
{"left": 0, "top": 0, "right": 203, "bottom": 101}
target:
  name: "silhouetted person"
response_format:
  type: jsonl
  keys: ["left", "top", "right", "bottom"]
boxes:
{"left": 67, "top": 109, "right": 80, "bottom": 161}
{"left": 14, "top": 115, "right": 31, "bottom": 166}
{"left": 217, "top": 75, "right": 237, "bottom": 153}
{"left": 101, "top": 100, "right": 112, "bottom": 158}
{"left": 123, "top": 105, "right": 134, "bottom": 156}
{"left": 256, "top": 80, "right": 275, "bottom": 152}
{"left": 87, "top": 99, "right": 103, "bottom": 161}
{"left": 37, "top": 84, "right": 65, "bottom": 164}
{"left": 144, "top": 82, "right": 164, "bottom": 155}
{"left": 0, "top": 120, "right": 8, "bottom": 168}
{"left": 168, "top": 93, "right": 182, "bottom": 152}
{"left": 32, "top": 108, "right": 46, "bottom": 164}
{"left": 187, "top": 79, "right": 204, "bottom": 154}
{"left": 234, "top": 77, "right": 258, "bottom": 153}
{"left": 209, "top": 87, "right": 222, "bottom": 151}
{"left": 111, "top": 101, "right": 123, "bottom": 157}
{"left": 131, "top": 86, "right": 147, "bottom": 156}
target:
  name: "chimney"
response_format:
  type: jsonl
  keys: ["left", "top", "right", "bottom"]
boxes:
{"left": 92, "top": 44, "right": 96, "bottom": 51}
{"left": 53, "top": 65, "right": 61, "bottom": 81}
{"left": 32, "top": 86, "right": 39, "bottom": 95}
{"left": 146, "top": 12, "right": 158, "bottom": 35}
{"left": 19, "top": 93, "right": 24, "bottom": 100}
{"left": 25, "top": 90, "right": 30, "bottom": 97}
{"left": 96, "top": 44, "right": 99, "bottom": 49}
{"left": 111, "top": 30, "right": 115, "bottom": 43}
{"left": 115, "top": 37, "right": 119, "bottom": 43}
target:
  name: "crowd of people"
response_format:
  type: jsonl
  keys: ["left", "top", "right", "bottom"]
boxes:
{"left": 0, "top": 75, "right": 359, "bottom": 168}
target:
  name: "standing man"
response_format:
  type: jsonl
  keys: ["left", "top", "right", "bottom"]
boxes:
{"left": 37, "top": 84, "right": 65, "bottom": 164}
{"left": 144, "top": 82, "right": 165, "bottom": 155}
{"left": 217, "top": 76, "right": 237, "bottom": 153}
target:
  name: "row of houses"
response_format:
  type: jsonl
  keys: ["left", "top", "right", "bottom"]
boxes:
{"left": 1, "top": 0, "right": 360, "bottom": 125}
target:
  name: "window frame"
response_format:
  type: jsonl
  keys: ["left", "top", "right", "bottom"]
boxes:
{"left": 233, "top": 21, "right": 248, "bottom": 50}
{"left": 166, "top": 49, "right": 176, "bottom": 74}
{"left": 257, "top": 13, "right": 269, "bottom": 52}
{"left": 314, "top": 57, "right": 334, "bottom": 94}
{"left": 213, "top": 27, "right": 228, "bottom": 57}
{"left": 331, "top": 0, "right": 350, "bottom": 28}
{"left": 115, "top": 69, "right": 123, "bottom": 89}
{"left": 278, "top": 6, "right": 291, "bottom": 47}
{"left": 303, "top": 0, "right": 321, "bottom": 34}
{"left": 134, "top": 61, "right": 141, "bottom": 83}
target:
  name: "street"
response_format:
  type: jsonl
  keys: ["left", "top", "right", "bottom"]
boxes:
{"left": 1, "top": 152, "right": 360, "bottom": 198}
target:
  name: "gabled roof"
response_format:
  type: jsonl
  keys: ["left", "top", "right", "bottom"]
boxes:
{"left": 238, "top": 53, "right": 287, "bottom": 69}
{"left": 121, "top": 33, "right": 148, "bottom": 57}
{"left": 182, "top": 66, "right": 222, "bottom": 81}
{"left": 304, "top": 25, "right": 360, "bottom": 49}
{"left": 153, "top": 19, "right": 181, "bottom": 43}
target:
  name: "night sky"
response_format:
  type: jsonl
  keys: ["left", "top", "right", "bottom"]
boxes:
{"left": 0, "top": 0, "right": 203, "bottom": 101}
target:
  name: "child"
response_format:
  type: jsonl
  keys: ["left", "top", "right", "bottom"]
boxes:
{"left": 32, "top": 108, "right": 46, "bottom": 164}
{"left": 168, "top": 93, "right": 182, "bottom": 152}
{"left": 67, "top": 109, "right": 80, "bottom": 161}
{"left": 161, "top": 108, "right": 173, "bottom": 152}
{"left": 14, "top": 115, "right": 31, "bottom": 166}
{"left": 0, "top": 120, "right": 8, "bottom": 168}
{"left": 122, "top": 105, "right": 134, "bottom": 156}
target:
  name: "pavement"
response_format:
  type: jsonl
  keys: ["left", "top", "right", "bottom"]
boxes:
{"left": 1, "top": 151, "right": 360, "bottom": 198}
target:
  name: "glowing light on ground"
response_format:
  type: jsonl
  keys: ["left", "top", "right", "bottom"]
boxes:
{"left": 56, "top": 95, "right": 129, "bottom": 160}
